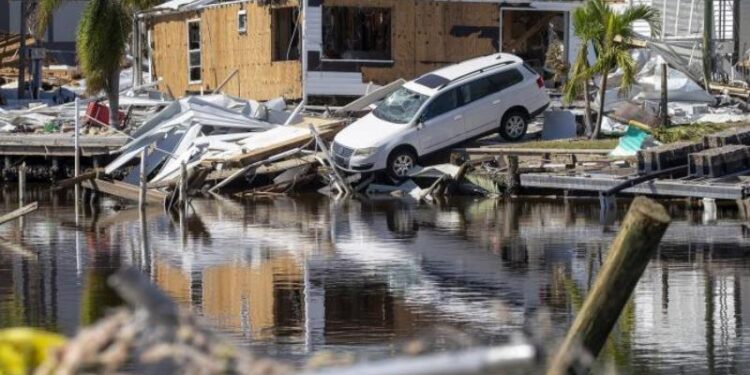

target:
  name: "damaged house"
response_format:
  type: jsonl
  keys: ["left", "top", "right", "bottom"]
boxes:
{"left": 137, "top": 0, "right": 582, "bottom": 101}
{"left": 135, "top": 0, "right": 744, "bottom": 102}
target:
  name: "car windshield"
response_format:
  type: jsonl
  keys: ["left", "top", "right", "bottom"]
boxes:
{"left": 372, "top": 87, "right": 428, "bottom": 124}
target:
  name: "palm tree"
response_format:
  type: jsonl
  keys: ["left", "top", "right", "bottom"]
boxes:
{"left": 563, "top": 0, "right": 604, "bottom": 137}
{"left": 35, "top": 0, "right": 159, "bottom": 127}
{"left": 564, "top": 0, "right": 661, "bottom": 139}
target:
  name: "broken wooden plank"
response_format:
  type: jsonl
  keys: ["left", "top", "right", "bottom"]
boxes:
{"left": 0, "top": 202, "right": 38, "bottom": 226}
{"left": 52, "top": 169, "right": 104, "bottom": 191}
{"left": 204, "top": 119, "right": 346, "bottom": 168}
{"left": 82, "top": 179, "right": 167, "bottom": 204}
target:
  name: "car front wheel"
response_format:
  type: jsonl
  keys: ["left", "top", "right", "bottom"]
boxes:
{"left": 387, "top": 148, "right": 417, "bottom": 180}
{"left": 499, "top": 111, "right": 528, "bottom": 142}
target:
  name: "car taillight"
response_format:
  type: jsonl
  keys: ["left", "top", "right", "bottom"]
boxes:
{"left": 536, "top": 76, "right": 544, "bottom": 88}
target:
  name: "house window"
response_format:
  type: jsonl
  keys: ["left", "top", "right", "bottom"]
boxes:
{"left": 322, "top": 6, "right": 392, "bottom": 61}
{"left": 238, "top": 10, "right": 247, "bottom": 34}
{"left": 187, "top": 20, "right": 201, "bottom": 83}
{"left": 272, "top": 7, "right": 300, "bottom": 61}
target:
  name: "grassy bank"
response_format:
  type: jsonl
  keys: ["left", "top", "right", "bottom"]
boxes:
{"left": 506, "top": 137, "right": 619, "bottom": 149}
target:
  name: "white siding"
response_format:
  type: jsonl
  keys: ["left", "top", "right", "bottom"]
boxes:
{"left": 302, "top": 5, "right": 373, "bottom": 97}
{"left": 305, "top": 5, "right": 323, "bottom": 52}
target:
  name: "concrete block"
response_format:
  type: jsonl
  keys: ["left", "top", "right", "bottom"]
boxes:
{"left": 637, "top": 141, "right": 704, "bottom": 173}
{"left": 703, "top": 128, "right": 750, "bottom": 149}
{"left": 689, "top": 145, "right": 750, "bottom": 178}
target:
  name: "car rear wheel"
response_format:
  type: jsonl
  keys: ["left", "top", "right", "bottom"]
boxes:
{"left": 499, "top": 111, "right": 528, "bottom": 142}
{"left": 387, "top": 148, "right": 417, "bottom": 181}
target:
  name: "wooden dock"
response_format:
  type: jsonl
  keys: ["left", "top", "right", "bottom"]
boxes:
{"left": 0, "top": 134, "right": 128, "bottom": 156}
{"left": 520, "top": 172, "right": 750, "bottom": 200}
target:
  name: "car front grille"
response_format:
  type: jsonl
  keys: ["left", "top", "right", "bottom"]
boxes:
{"left": 332, "top": 142, "right": 354, "bottom": 167}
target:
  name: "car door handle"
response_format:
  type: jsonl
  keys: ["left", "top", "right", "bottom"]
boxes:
{"left": 492, "top": 99, "right": 501, "bottom": 105}
{"left": 454, "top": 115, "right": 463, "bottom": 120}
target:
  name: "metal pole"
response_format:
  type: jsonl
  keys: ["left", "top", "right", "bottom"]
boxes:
{"left": 139, "top": 149, "right": 147, "bottom": 209}
{"left": 74, "top": 98, "right": 81, "bottom": 205}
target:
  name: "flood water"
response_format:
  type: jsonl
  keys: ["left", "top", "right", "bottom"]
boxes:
{"left": 1, "top": 188, "right": 750, "bottom": 374}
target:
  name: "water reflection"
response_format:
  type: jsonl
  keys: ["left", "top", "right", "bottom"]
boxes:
{"left": 0, "top": 189, "right": 749, "bottom": 373}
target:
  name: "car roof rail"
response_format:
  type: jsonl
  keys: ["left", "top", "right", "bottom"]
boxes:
{"left": 436, "top": 60, "right": 515, "bottom": 90}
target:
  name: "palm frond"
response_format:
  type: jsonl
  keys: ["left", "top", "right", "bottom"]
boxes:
{"left": 615, "top": 50, "right": 637, "bottom": 96}
{"left": 76, "top": 0, "right": 128, "bottom": 95}
{"left": 34, "top": 0, "right": 63, "bottom": 38}
{"left": 620, "top": 4, "right": 662, "bottom": 38}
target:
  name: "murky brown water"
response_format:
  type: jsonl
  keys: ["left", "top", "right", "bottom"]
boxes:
{"left": 1, "top": 187, "right": 749, "bottom": 374}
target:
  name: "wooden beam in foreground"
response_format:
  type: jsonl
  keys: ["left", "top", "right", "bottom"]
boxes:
{"left": 547, "top": 197, "right": 671, "bottom": 375}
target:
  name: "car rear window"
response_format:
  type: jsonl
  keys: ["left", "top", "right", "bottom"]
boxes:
{"left": 457, "top": 69, "right": 524, "bottom": 105}
{"left": 522, "top": 63, "right": 539, "bottom": 76}
{"left": 414, "top": 74, "right": 450, "bottom": 89}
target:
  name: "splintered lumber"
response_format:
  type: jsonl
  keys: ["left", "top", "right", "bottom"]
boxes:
{"left": 637, "top": 141, "right": 703, "bottom": 173}
{"left": 0, "top": 202, "right": 38, "bottom": 226}
{"left": 82, "top": 179, "right": 167, "bottom": 205}
{"left": 205, "top": 119, "right": 346, "bottom": 168}
{"left": 689, "top": 145, "right": 750, "bottom": 178}
{"left": 547, "top": 197, "right": 671, "bottom": 375}
{"left": 52, "top": 168, "right": 104, "bottom": 191}
{"left": 703, "top": 128, "right": 750, "bottom": 148}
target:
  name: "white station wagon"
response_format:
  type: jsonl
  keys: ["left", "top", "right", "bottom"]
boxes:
{"left": 332, "top": 53, "right": 550, "bottom": 179}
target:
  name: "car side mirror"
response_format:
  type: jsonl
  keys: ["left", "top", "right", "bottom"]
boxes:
{"left": 416, "top": 113, "right": 426, "bottom": 129}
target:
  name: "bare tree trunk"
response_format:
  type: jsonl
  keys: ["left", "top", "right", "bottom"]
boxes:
{"left": 582, "top": 79, "right": 593, "bottom": 136}
{"left": 592, "top": 73, "right": 608, "bottom": 140}
{"left": 17, "top": 0, "right": 27, "bottom": 100}
{"left": 108, "top": 68, "right": 121, "bottom": 128}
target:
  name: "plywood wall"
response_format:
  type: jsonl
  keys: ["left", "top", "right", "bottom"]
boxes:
{"left": 150, "top": 0, "right": 498, "bottom": 99}
{"left": 323, "top": 0, "right": 499, "bottom": 85}
{"left": 150, "top": 1, "right": 302, "bottom": 100}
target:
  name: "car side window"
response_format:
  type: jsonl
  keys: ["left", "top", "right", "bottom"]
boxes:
{"left": 459, "top": 78, "right": 493, "bottom": 105}
{"left": 487, "top": 69, "right": 524, "bottom": 92}
{"left": 423, "top": 89, "right": 460, "bottom": 121}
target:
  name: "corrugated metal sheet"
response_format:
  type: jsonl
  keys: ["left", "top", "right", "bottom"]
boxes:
{"left": 648, "top": 0, "right": 705, "bottom": 38}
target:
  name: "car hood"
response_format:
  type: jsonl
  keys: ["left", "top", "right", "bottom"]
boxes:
{"left": 334, "top": 113, "right": 409, "bottom": 149}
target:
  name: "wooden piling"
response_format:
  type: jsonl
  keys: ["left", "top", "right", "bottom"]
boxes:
{"left": 180, "top": 162, "right": 188, "bottom": 211}
{"left": 139, "top": 149, "right": 147, "bottom": 209}
{"left": 506, "top": 155, "right": 519, "bottom": 195}
{"left": 547, "top": 197, "right": 671, "bottom": 375}
{"left": 18, "top": 162, "right": 25, "bottom": 206}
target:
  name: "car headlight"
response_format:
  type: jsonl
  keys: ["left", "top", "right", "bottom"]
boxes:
{"left": 353, "top": 147, "right": 378, "bottom": 157}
